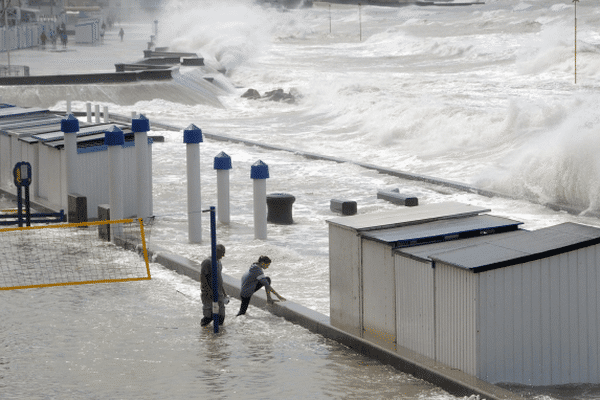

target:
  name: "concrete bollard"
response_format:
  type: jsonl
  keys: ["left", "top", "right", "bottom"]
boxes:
{"left": 330, "top": 199, "right": 357, "bottom": 216}
{"left": 61, "top": 114, "right": 80, "bottom": 214}
{"left": 86, "top": 102, "right": 92, "bottom": 123}
{"left": 251, "top": 160, "right": 269, "bottom": 240}
{"left": 267, "top": 193, "right": 295, "bottom": 224}
{"left": 95, "top": 104, "right": 100, "bottom": 123}
{"left": 377, "top": 188, "right": 418, "bottom": 207}
{"left": 98, "top": 204, "right": 110, "bottom": 241}
{"left": 131, "top": 111, "right": 137, "bottom": 121}
{"left": 68, "top": 193, "right": 87, "bottom": 223}
{"left": 184, "top": 124, "right": 203, "bottom": 244}
{"left": 132, "top": 114, "right": 151, "bottom": 220}
{"left": 214, "top": 151, "right": 232, "bottom": 225}
{"left": 103, "top": 106, "right": 109, "bottom": 123}
{"left": 105, "top": 126, "right": 125, "bottom": 242}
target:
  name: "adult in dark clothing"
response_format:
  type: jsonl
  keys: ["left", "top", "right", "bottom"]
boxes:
{"left": 200, "top": 244, "right": 229, "bottom": 327}
{"left": 237, "top": 256, "right": 285, "bottom": 316}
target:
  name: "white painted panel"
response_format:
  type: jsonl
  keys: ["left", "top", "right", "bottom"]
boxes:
{"left": 395, "top": 254, "right": 434, "bottom": 359}
{"left": 47, "top": 147, "right": 62, "bottom": 206}
{"left": 362, "top": 238, "right": 396, "bottom": 350}
{"left": 74, "top": 150, "right": 109, "bottom": 219}
{"left": 588, "top": 246, "right": 599, "bottom": 382}
{"left": 1, "top": 135, "right": 12, "bottom": 188}
{"left": 435, "top": 263, "right": 478, "bottom": 375}
{"left": 329, "top": 224, "right": 361, "bottom": 337}
{"left": 123, "top": 146, "right": 138, "bottom": 218}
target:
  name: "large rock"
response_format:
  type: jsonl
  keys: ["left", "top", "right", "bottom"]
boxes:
{"left": 241, "top": 88, "right": 261, "bottom": 99}
{"left": 241, "top": 87, "right": 301, "bottom": 104}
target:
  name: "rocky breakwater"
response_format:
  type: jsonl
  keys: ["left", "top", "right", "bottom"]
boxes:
{"left": 241, "top": 88, "right": 301, "bottom": 104}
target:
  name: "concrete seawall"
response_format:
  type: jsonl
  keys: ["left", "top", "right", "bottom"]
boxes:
{"left": 148, "top": 243, "right": 519, "bottom": 400}
{"left": 0, "top": 68, "right": 175, "bottom": 86}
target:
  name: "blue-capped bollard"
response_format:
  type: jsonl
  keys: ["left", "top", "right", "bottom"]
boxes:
{"left": 251, "top": 160, "right": 269, "bottom": 240}
{"left": 184, "top": 124, "right": 203, "bottom": 243}
{"left": 132, "top": 114, "right": 151, "bottom": 220}
{"left": 214, "top": 151, "right": 232, "bottom": 225}
{"left": 105, "top": 126, "right": 125, "bottom": 242}
{"left": 61, "top": 114, "right": 80, "bottom": 206}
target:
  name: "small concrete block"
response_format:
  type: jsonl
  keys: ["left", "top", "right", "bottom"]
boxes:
{"left": 98, "top": 204, "right": 110, "bottom": 241}
{"left": 68, "top": 193, "right": 87, "bottom": 223}
{"left": 330, "top": 199, "right": 357, "bottom": 216}
{"left": 377, "top": 188, "right": 418, "bottom": 207}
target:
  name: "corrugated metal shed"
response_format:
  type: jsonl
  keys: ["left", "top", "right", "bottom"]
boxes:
{"left": 328, "top": 203, "right": 519, "bottom": 353}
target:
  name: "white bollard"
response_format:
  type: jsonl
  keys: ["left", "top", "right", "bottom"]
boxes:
{"left": 131, "top": 111, "right": 137, "bottom": 121}
{"left": 132, "top": 115, "right": 151, "bottom": 219}
{"left": 251, "top": 160, "right": 269, "bottom": 240}
{"left": 86, "top": 102, "right": 92, "bottom": 123}
{"left": 214, "top": 152, "right": 232, "bottom": 224}
{"left": 66, "top": 94, "right": 71, "bottom": 114}
{"left": 95, "top": 104, "right": 100, "bottom": 123}
{"left": 61, "top": 114, "right": 80, "bottom": 200}
{"left": 106, "top": 126, "right": 125, "bottom": 241}
{"left": 184, "top": 124, "right": 203, "bottom": 243}
{"left": 103, "top": 106, "right": 109, "bottom": 123}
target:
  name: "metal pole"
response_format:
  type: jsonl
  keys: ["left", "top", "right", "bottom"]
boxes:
{"left": 16, "top": 185, "right": 22, "bottom": 227}
{"left": 3, "top": 0, "right": 11, "bottom": 68}
{"left": 359, "top": 3, "right": 362, "bottom": 42}
{"left": 329, "top": 4, "right": 331, "bottom": 34}
{"left": 209, "top": 206, "right": 219, "bottom": 333}
{"left": 25, "top": 185, "right": 30, "bottom": 227}
{"left": 574, "top": 0, "right": 578, "bottom": 84}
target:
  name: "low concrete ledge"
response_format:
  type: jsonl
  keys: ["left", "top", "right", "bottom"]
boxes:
{"left": 143, "top": 50, "right": 198, "bottom": 59}
{"left": 0, "top": 68, "right": 175, "bottom": 85}
{"left": 144, "top": 242, "right": 520, "bottom": 400}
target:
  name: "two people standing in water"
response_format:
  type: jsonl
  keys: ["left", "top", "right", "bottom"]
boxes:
{"left": 200, "top": 246, "right": 286, "bottom": 328}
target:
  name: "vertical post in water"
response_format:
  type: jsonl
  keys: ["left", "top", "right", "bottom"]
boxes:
{"left": 209, "top": 206, "right": 219, "bottom": 333}
{"left": 184, "top": 124, "right": 203, "bottom": 243}
{"left": 329, "top": 4, "right": 331, "bottom": 34}
{"left": 61, "top": 114, "right": 80, "bottom": 221}
{"left": 214, "top": 151, "right": 232, "bottom": 225}
{"left": 86, "top": 102, "right": 92, "bottom": 123}
{"left": 95, "top": 104, "right": 100, "bottom": 123}
{"left": 103, "top": 106, "right": 109, "bottom": 123}
{"left": 16, "top": 185, "right": 22, "bottom": 227}
{"left": 3, "top": 0, "right": 10, "bottom": 68}
{"left": 359, "top": 3, "right": 362, "bottom": 42}
{"left": 574, "top": 0, "right": 579, "bottom": 84}
{"left": 251, "top": 160, "right": 269, "bottom": 240}
{"left": 105, "top": 126, "right": 125, "bottom": 241}
{"left": 133, "top": 114, "right": 151, "bottom": 220}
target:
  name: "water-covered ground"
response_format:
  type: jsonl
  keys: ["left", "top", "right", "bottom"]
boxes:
{"left": 3, "top": 0, "right": 600, "bottom": 398}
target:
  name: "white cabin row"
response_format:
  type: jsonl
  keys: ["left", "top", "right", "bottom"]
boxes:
{"left": 0, "top": 104, "right": 153, "bottom": 220}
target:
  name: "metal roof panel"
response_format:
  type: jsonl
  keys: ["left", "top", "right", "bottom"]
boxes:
{"left": 361, "top": 215, "right": 522, "bottom": 247}
{"left": 327, "top": 202, "right": 491, "bottom": 231}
